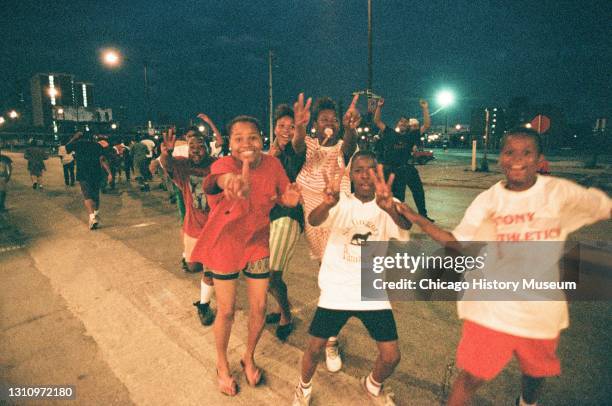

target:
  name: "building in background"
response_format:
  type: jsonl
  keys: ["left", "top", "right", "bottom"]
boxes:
{"left": 30, "top": 73, "right": 113, "bottom": 139}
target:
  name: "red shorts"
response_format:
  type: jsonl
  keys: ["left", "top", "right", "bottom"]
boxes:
{"left": 456, "top": 320, "right": 561, "bottom": 380}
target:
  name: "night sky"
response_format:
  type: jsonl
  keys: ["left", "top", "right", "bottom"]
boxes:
{"left": 1, "top": 0, "right": 610, "bottom": 129}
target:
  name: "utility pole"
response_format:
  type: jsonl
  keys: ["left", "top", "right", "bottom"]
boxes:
{"left": 367, "top": 0, "right": 373, "bottom": 95}
{"left": 268, "top": 50, "right": 274, "bottom": 144}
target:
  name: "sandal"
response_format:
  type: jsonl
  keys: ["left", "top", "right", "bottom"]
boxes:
{"left": 240, "top": 360, "right": 264, "bottom": 387}
{"left": 217, "top": 369, "right": 238, "bottom": 396}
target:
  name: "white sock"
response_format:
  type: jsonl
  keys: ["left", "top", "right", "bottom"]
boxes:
{"left": 93, "top": 209, "right": 99, "bottom": 216}
{"left": 328, "top": 336, "right": 338, "bottom": 344}
{"left": 200, "top": 280, "right": 213, "bottom": 304}
{"left": 519, "top": 395, "right": 537, "bottom": 406}
{"left": 182, "top": 252, "right": 186, "bottom": 259}
{"left": 366, "top": 373, "right": 382, "bottom": 396}
{"left": 299, "top": 378, "right": 312, "bottom": 397}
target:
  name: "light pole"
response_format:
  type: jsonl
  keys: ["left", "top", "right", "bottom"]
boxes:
{"left": 268, "top": 50, "right": 274, "bottom": 144}
{"left": 102, "top": 48, "right": 151, "bottom": 131}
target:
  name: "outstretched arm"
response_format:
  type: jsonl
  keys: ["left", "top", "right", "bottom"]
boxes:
{"left": 395, "top": 203, "right": 462, "bottom": 250}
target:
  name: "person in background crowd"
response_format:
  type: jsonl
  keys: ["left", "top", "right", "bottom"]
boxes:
{"left": 57, "top": 136, "right": 75, "bottom": 187}
{"left": 294, "top": 94, "right": 361, "bottom": 373}
{"left": 24, "top": 138, "right": 48, "bottom": 189}
{"left": 373, "top": 98, "right": 433, "bottom": 221}
{"left": 0, "top": 146, "right": 13, "bottom": 211}
{"left": 66, "top": 131, "right": 112, "bottom": 230}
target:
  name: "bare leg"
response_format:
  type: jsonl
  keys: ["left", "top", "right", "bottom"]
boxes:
{"left": 212, "top": 278, "right": 237, "bottom": 378}
{"left": 268, "top": 271, "right": 292, "bottom": 324}
{"left": 371, "top": 340, "right": 401, "bottom": 384}
{"left": 84, "top": 198, "right": 96, "bottom": 215}
{"left": 242, "top": 276, "right": 269, "bottom": 377}
{"left": 447, "top": 371, "right": 485, "bottom": 406}
{"left": 300, "top": 336, "right": 328, "bottom": 383}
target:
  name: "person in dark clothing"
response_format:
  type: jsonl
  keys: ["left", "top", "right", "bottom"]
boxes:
{"left": 66, "top": 131, "right": 112, "bottom": 230}
{"left": 265, "top": 101, "right": 308, "bottom": 341}
{"left": 373, "top": 98, "right": 433, "bottom": 221}
{"left": 0, "top": 146, "right": 12, "bottom": 211}
{"left": 24, "top": 139, "right": 48, "bottom": 189}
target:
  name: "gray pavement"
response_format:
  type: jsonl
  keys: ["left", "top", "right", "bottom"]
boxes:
{"left": 1, "top": 152, "right": 610, "bottom": 405}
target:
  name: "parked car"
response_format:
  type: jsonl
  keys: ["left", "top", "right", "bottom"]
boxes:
{"left": 413, "top": 149, "right": 435, "bottom": 165}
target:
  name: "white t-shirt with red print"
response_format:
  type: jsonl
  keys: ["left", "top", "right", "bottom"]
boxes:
{"left": 452, "top": 175, "right": 611, "bottom": 339}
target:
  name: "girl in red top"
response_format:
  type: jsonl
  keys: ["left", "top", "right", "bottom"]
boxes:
{"left": 192, "top": 115, "right": 301, "bottom": 396}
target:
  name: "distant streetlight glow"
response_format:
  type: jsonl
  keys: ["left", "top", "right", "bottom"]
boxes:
{"left": 198, "top": 125, "right": 205, "bottom": 133}
{"left": 8, "top": 110, "right": 18, "bottom": 119}
{"left": 455, "top": 124, "right": 461, "bottom": 130}
{"left": 111, "top": 123, "right": 118, "bottom": 130}
{"left": 102, "top": 49, "right": 121, "bottom": 67}
{"left": 436, "top": 90, "right": 455, "bottom": 108}
{"left": 57, "top": 108, "right": 64, "bottom": 114}
{"left": 0, "top": 117, "right": 5, "bottom": 125}
{"left": 525, "top": 123, "right": 532, "bottom": 128}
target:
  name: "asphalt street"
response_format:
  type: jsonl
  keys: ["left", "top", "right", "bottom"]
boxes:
{"left": 1, "top": 151, "right": 610, "bottom": 405}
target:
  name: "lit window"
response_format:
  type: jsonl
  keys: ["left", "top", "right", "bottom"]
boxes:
{"left": 82, "top": 84, "right": 88, "bottom": 107}
{"left": 49, "top": 75, "right": 56, "bottom": 106}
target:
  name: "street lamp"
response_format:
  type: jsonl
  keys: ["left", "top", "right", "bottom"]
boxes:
{"left": 8, "top": 110, "right": 18, "bottom": 119}
{"left": 102, "top": 48, "right": 151, "bottom": 131}
{"left": 111, "top": 123, "right": 118, "bottom": 130}
{"left": 0, "top": 117, "right": 5, "bottom": 125}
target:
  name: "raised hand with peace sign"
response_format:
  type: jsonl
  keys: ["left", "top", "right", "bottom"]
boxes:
{"left": 369, "top": 164, "right": 395, "bottom": 212}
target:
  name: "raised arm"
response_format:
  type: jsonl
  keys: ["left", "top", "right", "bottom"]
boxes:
{"left": 292, "top": 92, "right": 311, "bottom": 155}
{"left": 373, "top": 98, "right": 387, "bottom": 132}
{"left": 371, "top": 164, "right": 412, "bottom": 230}
{"left": 420, "top": 99, "right": 430, "bottom": 134}
{"left": 198, "top": 113, "right": 224, "bottom": 147}
{"left": 341, "top": 93, "right": 361, "bottom": 163}
{"left": 158, "top": 128, "right": 176, "bottom": 174}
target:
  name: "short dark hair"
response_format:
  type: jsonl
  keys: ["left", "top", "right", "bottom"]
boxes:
{"left": 502, "top": 127, "right": 543, "bottom": 155}
{"left": 226, "top": 115, "right": 262, "bottom": 136}
{"left": 313, "top": 97, "right": 337, "bottom": 120}
{"left": 350, "top": 150, "right": 378, "bottom": 169}
{"left": 274, "top": 104, "right": 294, "bottom": 125}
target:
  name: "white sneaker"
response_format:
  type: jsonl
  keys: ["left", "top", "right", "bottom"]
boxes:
{"left": 292, "top": 384, "right": 311, "bottom": 406}
{"left": 89, "top": 216, "right": 98, "bottom": 230}
{"left": 325, "top": 340, "right": 342, "bottom": 372}
{"left": 360, "top": 376, "right": 396, "bottom": 406}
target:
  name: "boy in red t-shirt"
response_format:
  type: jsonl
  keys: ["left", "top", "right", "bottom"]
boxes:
{"left": 159, "top": 129, "right": 216, "bottom": 326}
{"left": 192, "top": 115, "right": 301, "bottom": 396}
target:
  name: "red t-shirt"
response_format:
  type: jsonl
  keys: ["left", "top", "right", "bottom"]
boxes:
{"left": 171, "top": 157, "right": 214, "bottom": 238}
{"left": 192, "top": 155, "right": 290, "bottom": 273}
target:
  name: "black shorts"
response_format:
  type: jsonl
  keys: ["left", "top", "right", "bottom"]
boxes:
{"left": 79, "top": 180, "right": 100, "bottom": 201}
{"left": 308, "top": 307, "right": 398, "bottom": 342}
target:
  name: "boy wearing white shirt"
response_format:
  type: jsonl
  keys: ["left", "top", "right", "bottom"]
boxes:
{"left": 396, "top": 128, "right": 611, "bottom": 406}
{"left": 293, "top": 151, "right": 411, "bottom": 406}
